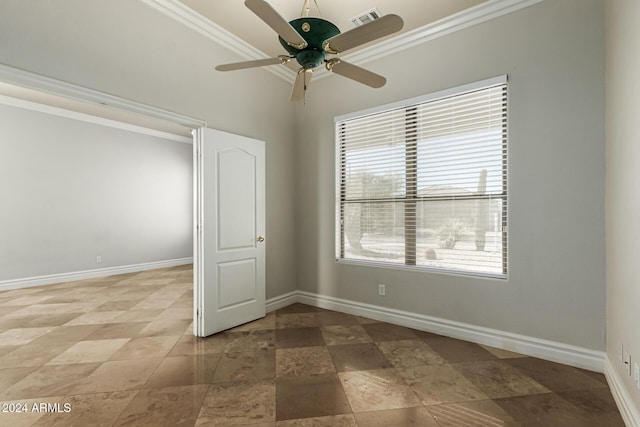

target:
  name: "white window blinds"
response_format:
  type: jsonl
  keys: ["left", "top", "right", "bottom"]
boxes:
{"left": 336, "top": 77, "right": 508, "bottom": 277}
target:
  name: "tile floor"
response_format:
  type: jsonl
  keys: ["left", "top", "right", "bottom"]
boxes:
{"left": 0, "top": 266, "right": 624, "bottom": 426}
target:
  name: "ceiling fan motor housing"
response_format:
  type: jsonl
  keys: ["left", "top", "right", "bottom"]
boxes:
{"left": 279, "top": 17, "right": 340, "bottom": 69}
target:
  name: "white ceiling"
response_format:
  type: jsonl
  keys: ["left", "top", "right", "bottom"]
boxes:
{"left": 178, "top": 0, "right": 488, "bottom": 59}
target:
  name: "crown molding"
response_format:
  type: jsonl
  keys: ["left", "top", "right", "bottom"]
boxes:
{"left": 0, "top": 63, "right": 206, "bottom": 129}
{"left": 316, "top": 0, "right": 544, "bottom": 80}
{"left": 344, "top": 0, "right": 544, "bottom": 65}
{"left": 0, "top": 94, "right": 192, "bottom": 143}
{"left": 142, "top": 0, "right": 543, "bottom": 84}
{"left": 140, "top": 0, "right": 296, "bottom": 82}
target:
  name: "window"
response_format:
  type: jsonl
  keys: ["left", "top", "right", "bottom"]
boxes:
{"left": 336, "top": 76, "right": 507, "bottom": 277}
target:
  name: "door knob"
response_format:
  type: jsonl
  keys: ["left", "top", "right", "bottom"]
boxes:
{"left": 257, "top": 235, "right": 265, "bottom": 242}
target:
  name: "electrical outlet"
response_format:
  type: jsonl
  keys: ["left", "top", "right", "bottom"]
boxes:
{"left": 96, "top": 255, "right": 102, "bottom": 263}
{"left": 634, "top": 362, "right": 640, "bottom": 389}
{"left": 623, "top": 352, "right": 631, "bottom": 376}
{"left": 378, "top": 284, "right": 386, "bottom": 296}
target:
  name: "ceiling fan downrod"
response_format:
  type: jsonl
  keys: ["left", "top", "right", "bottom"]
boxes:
{"left": 300, "top": 0, "right": 322, "bottom": 18}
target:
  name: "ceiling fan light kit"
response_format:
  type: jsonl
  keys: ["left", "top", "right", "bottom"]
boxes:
{"left": 215, "top": 0, "right": 404, "bottom": 102}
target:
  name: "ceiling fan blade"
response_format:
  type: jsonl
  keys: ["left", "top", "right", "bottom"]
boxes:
{"left": 291, "top": 68, "right": 313, "bottom": 103}
{"left": 325, "top": 59, "right": 386, "bottom": 88}
{"left": 245, "top": 0, "right": 308, "bottom": 49}
{"left": 215, "top": 55, "right": 291, "bottom": 71}
{"left": 323, "top": 14, "right": 403, "bottom": 54}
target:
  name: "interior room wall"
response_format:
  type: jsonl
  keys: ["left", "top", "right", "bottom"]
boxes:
{"left": 0, "top": 0, "right": 298, "bottom": 298}
{"left": 605, "top": 0, "right": 640, "bottom": 411}
{"left": 294, "top": 0, "right": 606, "bottom": 352}
{"left": 0, "top": 103, "right": 192, "bottom": 282}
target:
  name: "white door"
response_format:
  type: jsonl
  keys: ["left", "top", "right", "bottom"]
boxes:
{"left": 193, "top": 127, "right": 266, "bottom": 337}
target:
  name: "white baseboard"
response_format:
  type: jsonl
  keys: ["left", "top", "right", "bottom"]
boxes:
{"left": 605, "top": 356, "right": 640, "bottom": 427}
{"left": 0, "top": 258, "right": 193, "bottom": 291}
{"left": 266, "top": 291, "right": 298, "bottom": 313}
{"left": 268, "top": 290, "right": 605, "bottom": 373}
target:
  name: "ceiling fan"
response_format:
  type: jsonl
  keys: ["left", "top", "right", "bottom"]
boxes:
{"left": 215, "top": 0, "right": 404, "bottom": 102}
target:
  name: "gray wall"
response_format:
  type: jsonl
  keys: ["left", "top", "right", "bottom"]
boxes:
{"left": 0, "top": 104, "right": 192, "bottom": 280}
{"left": 0, "top": 0, "right": 298, "bottom": 298}
{"left": 606, "top": 0, "right": 640, "bottom": 407}
{"left": 294, "top": 0, "right": 606, "bottom": 351}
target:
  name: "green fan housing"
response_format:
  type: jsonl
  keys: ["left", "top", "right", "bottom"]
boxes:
{"left": 279, "top": 17, "right": 340, "bottom": 69}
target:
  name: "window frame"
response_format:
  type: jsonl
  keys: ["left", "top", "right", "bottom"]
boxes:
{"left": 335, "top": 76, "right": 508, "bottom": 279}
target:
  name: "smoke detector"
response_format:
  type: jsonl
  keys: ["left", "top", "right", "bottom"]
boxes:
{"left": 349, "top": 8, "right": 382, "bottom": 27}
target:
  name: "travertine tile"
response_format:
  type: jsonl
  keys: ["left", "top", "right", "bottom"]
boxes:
{"left": 0, "top": 305, "right": 30, "bottom": 319}
{"left": 428, "top": 399, "right": 519, "bottom": 427}
{"left": 114, "top": 385, "right": 208, "bottom": 426}
{"left": 493, "top": 393, "right": 597, "bottom": 427}
{"left": 339, "top": 368, "right": 420, "bottom": 413}
{"left": 156, "top": 307, "right": 193, "bottom": 320}
{"left": 115, "top": 309, "right": 165, "bottom": 322}
{"left": 0, "top": 396, "right": 65, "bottom": 426}
{"left": 275, "top": 327, "right": 325, "bottom": 349}
{"left": 0, "top": 327, "right": 53, "bottom": 345}
{"left": 225, "top": 330, "right": 276, "bottom": 352}
{"left": 453, "top": 360, "right": 550, "bottom": 398}
{"left": 70, "top": 358, "right": 163, "bottom": 394}
{"left": 168, "top": 333, "right": 227, "bottom": 356}
{"left": 276, "top": 346, "right": 334, "bottom": 377}
{"left": 277, "top": 414, "right": 357, "bottom": 426}
{"left": 0, "top": 313, "right": 82, "bottom": 329}
{"left": 361, "top": 322, "right": 419, "bottom": 342}
{"left": 137, "top": 318, "right": 191, "bottom": 337}
{"left": 64, "top": 310, "right": 127, "bottom": 326}
{"left": 275, "top": 303, "right": 321, "bottom": 315}
{"left": 196, "top": 380, "right": 276, "bottom": 426}
{"left": 227, "top": 312, "right": 276, "bottom": 332}
{"left": 503, "top": 357, "right": 609, "bottom": 392}
{"left": 480, "top": 344, "right": 526, "bottom": 359}
{"left": 557, "top": 388, "right": 626, "bottom": 426}
{"left": 46, "top": 339, "right": 130, "bottom": 365}
{"left": 327, "top": 343, "right": 393, "bottom": 372}
{"left": 0, "top": 341, "right": 76, "bottom": 368}
{"left": 7, "top": 303, "right": 93, "bottom": 317}
{"left": 355, "top": 316, "right": 381, "bottom": 325}
{"left": 276, "top": 374, "right": 351, "bottom": 421}
{"left": 0, "top": 366, "right": 39, "bottom": 390}
{"left": 276, "top": 313, "right": 318, "bottom": 329}
{"left": 0, "top": 295, "right": 53, "bottom": 306}
{"left": 315, "top": 311, "right": 359, "bottom": 326}
{"left": 143, "top": 354, "right": 220, "bottom": 388}
{"left": 320, "top": 324, "right": 372, "bottom": 346}
{"left": 30, "top": 324, "right": 102, "bottom": 344}
{"left": 0, "top": 267, "right": 624, "bottom": 426}
{"left": 1, "top": 363, "right": 100, "bottom": 400}
{"left": 110, "top": 336, "right": 179, "bottom": 360}
{"left": 213, "top": 350, "right": 275, "bottom": 382}
{"left": 354, "top": 407, "right": 438, "bottom": 427}
{"left": 397, "top": 364, "right": 489, "bottom": 406}
{"left": 83, "top": 322, "right": 149, "bottom": 340}
{"left": 92, "top": 299, "right": 141, "bottom": 312}
{"left": 33, "top": 390, "right": 137, "bottom": 427}
{"left": 423, "top": 337, "right": 498, "bottom": 363}
{"left": 377, "top": 339, "right": 445, "bottom": 368}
